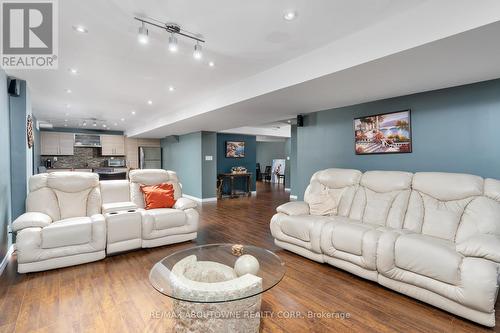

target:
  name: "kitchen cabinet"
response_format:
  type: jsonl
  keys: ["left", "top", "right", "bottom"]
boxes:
{"left": 41, "top": 132, "right": 74, "bottom": 156}
{"left": 101, "top": 135, "right": 125, "bottom": 156}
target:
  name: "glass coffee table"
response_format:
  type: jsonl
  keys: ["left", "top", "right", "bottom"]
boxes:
{"left": 149, "top": 244, "right": 286, "bottom": 333}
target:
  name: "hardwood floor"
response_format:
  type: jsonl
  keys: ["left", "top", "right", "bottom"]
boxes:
{"left": 0, "top": 181, "right": 498, "bottom": 332}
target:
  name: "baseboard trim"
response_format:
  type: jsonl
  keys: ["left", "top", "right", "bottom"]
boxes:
{"left": 182, "top": 194, "right": 217, "bottom": 203}
{"left": 0, "top": 245, "right": 15, "bottom": 277}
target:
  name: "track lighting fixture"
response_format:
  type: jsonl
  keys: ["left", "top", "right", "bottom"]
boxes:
{"left": 134, "top": 17, "right": 206, "bottom": 60}
{"left": 138, "top": 22, "right": 149, "bottom": 44}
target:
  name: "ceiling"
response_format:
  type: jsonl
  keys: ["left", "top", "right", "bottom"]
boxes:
{"left": 6, "top": 1, "right": 500, "bottom": 137}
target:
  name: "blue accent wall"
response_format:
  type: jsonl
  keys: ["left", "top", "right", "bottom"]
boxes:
{"left": 161, "top": 132, "right": 202, "bottom": 198}
{"left": 217, "top": 134, "right": 256, "bottom": 191}
{"left": 295, "top": 79, "right": 500, "bottom": 199}
{"left": 0, "top": 71, "right": 12, "bottom": 266}
{"left": 9, "top": 80, "right": 28, "bottom": 221}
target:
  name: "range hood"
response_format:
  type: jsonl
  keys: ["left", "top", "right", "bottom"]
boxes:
{"left": 74, "top": 134, "right": 101, "bottom": 147}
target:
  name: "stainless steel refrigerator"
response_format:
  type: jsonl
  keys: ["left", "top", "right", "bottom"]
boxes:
{"left": 139, "top": 147, "right": 162, "bottom": 169}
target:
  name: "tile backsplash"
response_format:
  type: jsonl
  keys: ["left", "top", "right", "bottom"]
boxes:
{"left": 41, "top": 147, "right": 122, "bottom": 168}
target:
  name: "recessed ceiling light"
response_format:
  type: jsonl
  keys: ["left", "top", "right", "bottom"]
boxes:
{"left": 168, "top": 86, "right": 174, "bottom": 92}
{"left": 208, "top": 61, "right": 215, "bottom": 67}
{"left": 114, "top": 122, "right": 118, "bottom": 126}
{"left": 64, "top": 119, "right": 68, "bottom": 122}
{"left": 287, "top": 120, "right": 291, "bottom": 123}
{"left": 147, "top": 100, "right": 153, "bottom": 105}
{"left": 65, "top": 112, "right": 69, "bottom": 116}
{"left": 82, "top": 121, "right": 87, "bottom": 126}
{"left": 66, "top": 104, "right": 71, "bottom": 108}
{"left": 131, "top": 111, "right": 136, "bottom": 115}
{"left": 69, "top": 68, "right": 78, "bottom": 75}
{"left": 283, "top": 10, "right": 297, "bottom": 21}
{"left": 65, "top": 88, "right": 72, "bottom": 93}
{"left": 102, "top": 124, "right": 107, "bottom": 128}
{"left": 72, "top": 25, "right": 88, "bottom": 34}
{"left": 64, "top": 124, "right": 68, "bottom": 127}
{"left": 120, "top": 118, "right": 125, "bottom": 122}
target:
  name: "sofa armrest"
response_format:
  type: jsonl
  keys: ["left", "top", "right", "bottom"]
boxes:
{"left": 102, "top": 201, "right": 138, "bottom": 214}
{"left": 12, "top": 212, "right": 52, "bottom": 232}
{"left": 276, "top": 201, "right": 310, "bottom": 216}
{"left": 174, "top": 197, "right": 198, "bottom": 210}
{"left": 456, "top": 234, "right": 500, "bottom": 263}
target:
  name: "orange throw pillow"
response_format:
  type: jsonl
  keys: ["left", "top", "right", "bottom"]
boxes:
{"left": 140, "top": 183, "right": 176, "bottom": 209}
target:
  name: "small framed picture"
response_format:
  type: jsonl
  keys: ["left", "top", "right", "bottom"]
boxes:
{"left": 354, "top": 109, "right": 412, "bottom": 155}
{"left": 225, "top": 141, "right": 245, "bottom": 158}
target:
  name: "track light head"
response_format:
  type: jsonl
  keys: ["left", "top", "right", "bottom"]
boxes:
{"left": 168, "top": 33, "right": 178, "bottom": 53}
{"left": 138, "top": 22, "right": 149, "bottom": 44}
{"left": 193, "top": 42, "right": 203, "bottom": 60}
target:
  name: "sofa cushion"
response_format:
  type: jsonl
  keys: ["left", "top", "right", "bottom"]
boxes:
{"left": 100, "top": 179, "right": 131, "bottom": 203}
{"left": 306, "top": 181, "right": 345, "bottom": 216}
{"left": 394, "top": 234, "right": 462, "bottom": 285}
{"left": 347, "top": 171, "right": 412, "bottom": 229}
{"left": 47, "top": 172, "right": 99, "bottom": 193}
{"left": 140, "top": 183, "right": 176, "bottom": 209}
{"left": 54, "top": 189, "right": 91, "bottom": 220}
{"left": 281, "top": 216, "right": 314, "bottom": 241}
{"left": 147, "top": 209, "right": 187, "bottom": 230}
{"left": 42, "top": 217, "right": 92, "bottom": 249}
{"left": 320, "top": 218, "right": 381, "bottom": 270}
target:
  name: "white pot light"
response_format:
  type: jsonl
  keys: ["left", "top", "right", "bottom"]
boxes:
{"left": 72, "top": 25, "right": 88, "bottom": 33}
{"left": 193, "top": 43, "right": 203, "bottom": 60}
{"left": 168, "top": 34, "right": 178, "bottom": 52}
{"left": 283, "top": 10, "right": 297, "bottom": 21}
{"left": 69, "top": 68, "right": 78, "bottom": 75}
{"left": 147, "top": 100, "right": 153, "bottom": 105}
{"left": 168, "top": 86, "right": 175, "bottom": 92}
{"left": 138, "top": 23, "right": 149, "bottom": 44}
{"left": 131, "top": 111, "right": 136, "bottom": 115}
{"left": 208, "top": 61, "right": 215, "bottom": 67}
{"left": 65, "top": 88, "right": 72, "bottom": 93}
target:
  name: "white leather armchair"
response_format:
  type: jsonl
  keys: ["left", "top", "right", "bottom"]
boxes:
{"left": 13, "top": 172, "right": 106, "bottom": 273}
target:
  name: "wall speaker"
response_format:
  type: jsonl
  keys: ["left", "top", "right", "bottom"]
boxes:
{"left": 297, "top": 115, "right": 304, "bottom": 127}
{"left": 8, "top": 79, "right": 20, "bottom": 97}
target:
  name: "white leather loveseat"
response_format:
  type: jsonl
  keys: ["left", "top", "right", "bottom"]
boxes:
{"left": 271, "top": 168, "right": 500, "bottom": 326}
{"left": 13, "top": 169, "right": 199, "bottom": 273}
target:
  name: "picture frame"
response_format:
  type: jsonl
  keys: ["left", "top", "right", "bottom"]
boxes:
{"left": 225, "top": 141, "right": 245, "bottom": 158}
{"left": 354, "top": 109, "right": 412, "bottom": 155}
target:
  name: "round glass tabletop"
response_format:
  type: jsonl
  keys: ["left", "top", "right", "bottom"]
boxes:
{"left": 149, "top": 243, "right": 286, "bottom": 303}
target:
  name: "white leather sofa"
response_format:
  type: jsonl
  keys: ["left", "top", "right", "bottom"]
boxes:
{"left": 12, "top": 169, "right": 199, "bottom": 273}
{"left": 271, "top": 168, "right": 500, "bottom": 326}
{"left": 12, "top": 172, "right": 106, "bottom": 273}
